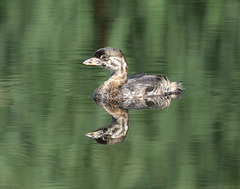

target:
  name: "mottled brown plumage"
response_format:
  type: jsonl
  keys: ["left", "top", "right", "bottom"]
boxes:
{"left": 83, "top": 47, "right": 183, "bottom": 101}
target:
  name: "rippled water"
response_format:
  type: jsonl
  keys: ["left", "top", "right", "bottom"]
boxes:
{"left": 0, "top": 1, "right": 240, "bottom": 188}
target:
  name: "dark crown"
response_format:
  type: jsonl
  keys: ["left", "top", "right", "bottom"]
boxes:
{"left": 93, "top": 47, "right": 125, "bottom": 59}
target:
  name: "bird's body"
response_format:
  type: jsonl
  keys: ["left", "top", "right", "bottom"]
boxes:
{"left": 83, "top": 47, "right": 183, "bottom": 101}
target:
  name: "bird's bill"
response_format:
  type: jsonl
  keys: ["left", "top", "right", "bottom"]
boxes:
{"left": 85, "top": 130, "right": 103, "bottom": 139}
{"left": 83, "top": 57, "right": 101, "bottom": 66}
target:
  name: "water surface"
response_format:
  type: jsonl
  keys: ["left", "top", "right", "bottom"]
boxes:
{"left": 0, "top": 1, "right": 240, "bottom": 188}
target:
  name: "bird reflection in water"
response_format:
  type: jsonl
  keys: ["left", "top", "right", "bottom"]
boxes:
{"left": 85, "top": 94, "right": 181, "bottom": 145}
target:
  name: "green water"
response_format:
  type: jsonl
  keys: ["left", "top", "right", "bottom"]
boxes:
{"left": 0, "top": 0, "right": 240, "bottom": 188}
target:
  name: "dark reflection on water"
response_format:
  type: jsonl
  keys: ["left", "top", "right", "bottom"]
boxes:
{"left": 86, "top": 94, "right": 181, "bottom": 145}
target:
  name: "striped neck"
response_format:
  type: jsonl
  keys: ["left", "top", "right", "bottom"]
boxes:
{"left": 107, "top": 57, "right": 128, "bottom": 87}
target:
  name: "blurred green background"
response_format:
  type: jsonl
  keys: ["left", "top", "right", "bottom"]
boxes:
{"left": 0, "top": 0, "right": 240, "bottom": 188}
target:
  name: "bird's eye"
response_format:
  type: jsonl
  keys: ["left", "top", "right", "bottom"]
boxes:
{"left": 100, "top": 55, "right": 108, "bottom": 60}
{"left": 103, "top": 128, "right": 108, "bottom": 132}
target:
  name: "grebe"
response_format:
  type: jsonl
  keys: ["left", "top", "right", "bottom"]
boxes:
{"left": 83, "top": 47, "right": 183, "bottom": 101}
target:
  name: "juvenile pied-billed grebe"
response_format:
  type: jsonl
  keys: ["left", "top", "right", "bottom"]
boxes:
{"left": 83, "top": 47, "right": 183, "bottom": 101}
